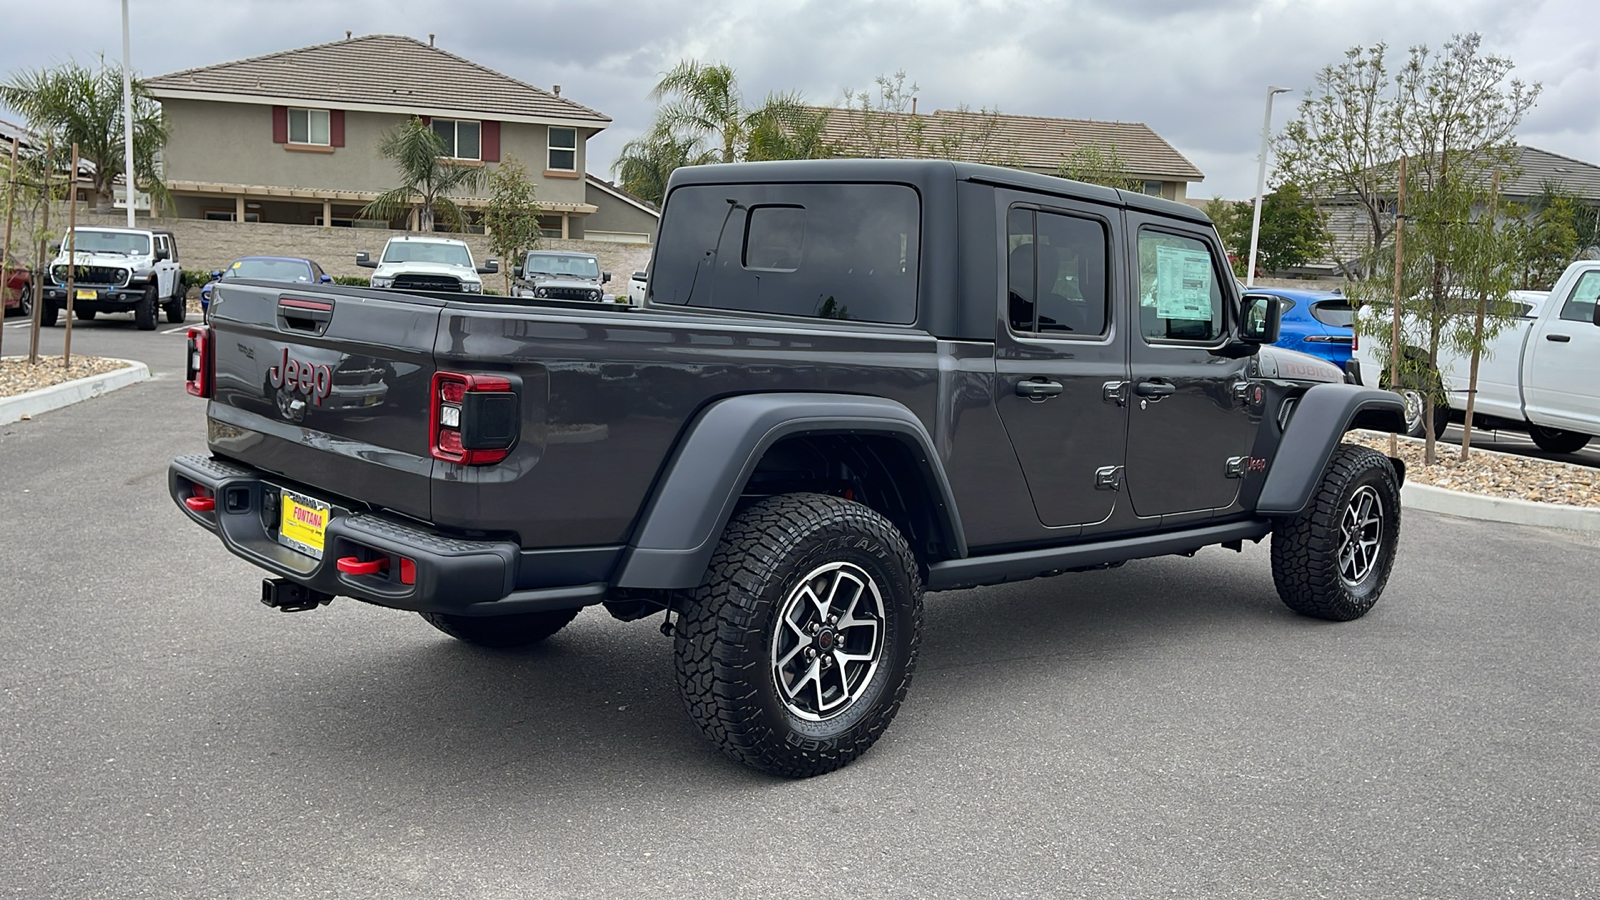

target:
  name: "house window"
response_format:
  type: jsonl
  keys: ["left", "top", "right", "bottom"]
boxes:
{"left": 548, "top": 127, "right": 577, "bottom": 171}
{"left": 432, "top": 118, "right": 481, "bottom": 160}
{"left": 1142, "top": 181, "right": 1164, "bottom": 197}
{"left": 289, "top": 108, "right": 330, "bottom": 146}
{"left": 203, "top": 209, "right": 259, "bottom": 223}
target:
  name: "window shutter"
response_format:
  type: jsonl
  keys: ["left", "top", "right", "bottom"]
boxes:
{"left": 420, "top": 115, "right": 431, "bottom": 126}
{"left": 330, "top": 109, "right": 345, "bottom": 147}
{"left": 481, "top": 120, "right": 500, "bottom": 162}
{"left": 272, "top": 106, "right": 288, "bottom": 143}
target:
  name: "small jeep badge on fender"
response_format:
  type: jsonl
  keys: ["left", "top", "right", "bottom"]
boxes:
{"left": 267, "top": 347, "right": 333, "bottom": 407}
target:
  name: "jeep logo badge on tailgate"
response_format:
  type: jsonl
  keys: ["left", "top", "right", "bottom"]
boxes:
{"left": 268, "top": 347, "right": 332, "bottom": 406}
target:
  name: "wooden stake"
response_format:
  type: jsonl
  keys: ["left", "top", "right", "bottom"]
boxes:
{"left": 1459, "top": 169, "right": 1499, "bottom": 462}
{"left": 1388, "top": 155, "right": 1408, "bottom": 457}
{"left": 1, "top": 136, "right": 19, "bottom": 362}
{"left": 63, "top": 144, "right": 80, "bottom": 367}
{"left": 28, "top": 137, "right": 52, "bottom": 365}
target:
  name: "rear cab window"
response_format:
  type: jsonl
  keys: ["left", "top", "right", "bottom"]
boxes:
{"left": 650, "top": 182, "right": 920, "bottom": 324}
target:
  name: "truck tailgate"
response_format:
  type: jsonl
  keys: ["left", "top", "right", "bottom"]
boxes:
{"left": 205, "top": 282, "right": 443, "bottom": 520}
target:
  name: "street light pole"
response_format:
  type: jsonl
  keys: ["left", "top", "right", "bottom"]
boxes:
{"left": 121, "top": 0, "right": 136, "bottom": 227}
{"left": 1245, "top": 85, "right": 1290, "bottom": 288}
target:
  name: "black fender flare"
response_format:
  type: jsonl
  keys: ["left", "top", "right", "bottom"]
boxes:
{"left": 614, "top": 393, "right": 966, "bottom": 589}
{"left": 1256, "top": 383, "right": 1407, "bottom": 516}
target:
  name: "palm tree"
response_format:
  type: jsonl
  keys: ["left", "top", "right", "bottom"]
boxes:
{"left": 612, "top": 124, "right": 717, "bottom": 206}
{"left": 360, "top": 117, "right": 483, "bottom": 231}
{"left": 0, "top": 59, "right": 168, "bottom": 214}
{"left": 649, "top": 61, "right": 814, "bottom": 164}
{"left": 746, "top": 104, "right": 837, "bottom": 162}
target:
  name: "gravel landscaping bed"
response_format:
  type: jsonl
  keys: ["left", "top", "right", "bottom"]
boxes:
{"left": 0, "top": 356, "right": 136, "bottom": 399}
{"left": 1349, "top": 429, "right": 1599, "bottom": 508}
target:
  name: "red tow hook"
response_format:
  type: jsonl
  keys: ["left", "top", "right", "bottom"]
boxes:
{"left": 336, "top": 557, "right": 388, "bottom": 576}
{"left": 184, "top": 495, "right": 216, "bottom": 512}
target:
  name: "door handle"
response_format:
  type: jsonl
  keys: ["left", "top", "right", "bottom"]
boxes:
{"left": 1134, "top": 380, "right": 1176, "bottom": 398}
{"left": 1015, "top": 379, "right": 1064, "bottom": 400}
{"left": 1546, "top": 334, "right": 1571, "bottom": 343}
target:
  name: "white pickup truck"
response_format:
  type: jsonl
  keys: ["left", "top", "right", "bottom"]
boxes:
{"left": 1350, "top": 259, "right": 1600, "bottom": 452}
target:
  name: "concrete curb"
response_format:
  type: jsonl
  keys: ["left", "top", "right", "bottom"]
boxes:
{"left": 0, "top": 358, "right": 152, "bottom": 425}
{"left": 1403, "top": 482, "right": 1600, "bottom": 532}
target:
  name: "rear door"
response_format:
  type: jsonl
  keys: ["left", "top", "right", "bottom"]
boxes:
{"left": 993, "top": 194, "right": 1129, "bottom": 529}
{"left": 1524, "top": 269, "right": 1600, "bottom": 433}
{"left": 206, "top": 283, "right": 443, "bottom": 520}
{"left": 1121, "top": 215, "right": 1257, "bottom": 518}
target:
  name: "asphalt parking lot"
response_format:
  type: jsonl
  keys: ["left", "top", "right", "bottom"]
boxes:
{"left": 4, "top": 318, "right": 1599, "bottom": 898}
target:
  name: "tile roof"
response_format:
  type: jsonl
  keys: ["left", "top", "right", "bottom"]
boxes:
{"left": 814, "top": 106, "right": 1203, "bottom": 181}
{"left": 147, "top": 34, "right": 609, "bottom": 127}
{"left": 1495, "top": 145, "right": 1600, "bottom": 199}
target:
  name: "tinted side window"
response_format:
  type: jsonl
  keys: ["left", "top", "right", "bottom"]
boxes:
{"left": 1310, "top": 299, "right": 1354, "bottom": 328}
{"left": 1137, "top": 229, "right": 1225, "bottom": 343}
{"left": 1006, "top": 206, "right": 1108, "bottom": 337}
{"left": 652, "top": 183, "right": 919, "bottom": 324}
{"left": 1558, "top": 271, "right": 1600, "bottom": 324}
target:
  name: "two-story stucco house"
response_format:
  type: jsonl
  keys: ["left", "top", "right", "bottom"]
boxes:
{"left": 146, "top": 34, "right": 611, "bottom": 238}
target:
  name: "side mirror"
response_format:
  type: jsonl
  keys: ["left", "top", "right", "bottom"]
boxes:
{"left": 477, "top": 259, "right": 500, "bottom": 275}
{"left": 320, "top": 274, "right": 332, "bottom": 283}
{"left": 210, "top": 270, "right": 223, "bottom": 281}
{"left": 512, "top": 265, "right": 523, "bottom": 279}
{"left": 356, "top": 251, "right": 377, "bottom": 269}
{"left": 602, "top": 270, "right": 611, "bottom": 284}
{"left": 1240, "top": 293, "right": 1282, "bottom": 345}
{"left": 49, "top": 241, "right": 61, "bottom": 253}
{"left": 1592, "top": 300, "right": 1600, "bottom": 326}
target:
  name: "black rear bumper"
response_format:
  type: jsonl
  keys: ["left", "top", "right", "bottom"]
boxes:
{"left": 169, "top": 454, "right": 610, "bottom": 615}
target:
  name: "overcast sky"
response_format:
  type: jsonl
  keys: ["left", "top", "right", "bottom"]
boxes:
{"left": 1, "top": 0, "right": 1595, "bottom": 199}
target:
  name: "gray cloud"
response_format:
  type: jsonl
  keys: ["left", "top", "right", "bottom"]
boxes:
{"left": 0, "top": 0, "right": 1592, "bottom": 198}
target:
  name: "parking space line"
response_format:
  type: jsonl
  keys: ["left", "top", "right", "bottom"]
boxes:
{"left": 161, "top": 325, "right": 192, "bottom": 335}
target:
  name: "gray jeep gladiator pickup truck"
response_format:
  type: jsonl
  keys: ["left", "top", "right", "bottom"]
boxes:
{"left": 171, "top": 159, "right": 1406, "bottom": 778}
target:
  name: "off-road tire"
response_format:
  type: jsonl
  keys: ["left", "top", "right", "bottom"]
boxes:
{"left": 673, "top": 492, "right": 923, "bottom": 778}
{"left": 76, "top": 308, "right": 97, "bottom": 321}
{"left": 165, "top": 280, "right": 186, "bottom": 324}
{"left": 1528, "top": 425, "right": 1590, "bottom": 455}
{"left": 134, "top": 286, "right": 158, "bottom": 330}
{"left": 40, "top": 298, "right": 60, "bottom": 327}
{"left": 420, "top": 608, "right": 581, "bottom": 648}
{"left": 1270, "top": 443, "right": 1401, "bottom": 621}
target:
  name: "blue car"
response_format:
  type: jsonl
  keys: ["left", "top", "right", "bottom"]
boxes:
{"left": 1248, "top": 286, "right": 1355, "bottom": 370}
{"left": 202, "top": 256, "right": 331, "bottom": 314}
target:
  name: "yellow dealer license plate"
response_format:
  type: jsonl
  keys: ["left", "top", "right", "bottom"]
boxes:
{"left": 75, "top": 288, "right": 96, "bottom": 301}
{"left": 279, "top": 489, "right": 330, "bottom": 558}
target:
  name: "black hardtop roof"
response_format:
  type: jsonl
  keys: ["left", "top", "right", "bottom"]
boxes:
{"left": 666, "top": 158, "right": 1211, "bottom": 225}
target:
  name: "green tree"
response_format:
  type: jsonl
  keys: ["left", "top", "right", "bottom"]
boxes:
{"left": 1056, "top": 142, "right": 1140, "bottom": 191}
{"left": 838, "top": 71, "right": 1017, "bottom": 167}
{"left": 1506, "top": 185, "right": 1583, "bottom": 290}
{"left": 612, "top": 122, "right": 717, "bottom": 206}
{"left": 1341, "top": 34, "right": 1539, "bottom": 462}
{"left": 1205, "top": 185, "right": 1328, "bottom": 278}
{"left": 746, "top": 105, "right": 836, "bottom": 161}
{"left": 649, "top": 60, "right": 811, "bottom": 164}
{"left": 360, "top": 117, "right": 483, "bottom": 232}
{"left": 0, "top": 58, "right": 168, "bottom": 215}
{"left": 481, "top": 156, "right": 542, "bottom": 294}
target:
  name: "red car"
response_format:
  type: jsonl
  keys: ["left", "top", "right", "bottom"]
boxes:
{"left": 3, "top": 264, "right": 32, "bottom": 318}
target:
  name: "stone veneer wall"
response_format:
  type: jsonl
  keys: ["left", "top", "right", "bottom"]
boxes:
{"left": 73, "top": 213, "right": 653, "bottom": 288}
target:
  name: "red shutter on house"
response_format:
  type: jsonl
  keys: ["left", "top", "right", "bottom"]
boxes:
{"left": 272, "top": 106, "right": 288, "bottom": 143}
{"left": 481, "top": 120, "right": 500, "bottom": 161}
{"left": 330, "top": 109, "right": 345, "bottom": 147}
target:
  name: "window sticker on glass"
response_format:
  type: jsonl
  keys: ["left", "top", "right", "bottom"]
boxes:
{"left": 1154, "top": 244, "right": 1213, "bottom": 320}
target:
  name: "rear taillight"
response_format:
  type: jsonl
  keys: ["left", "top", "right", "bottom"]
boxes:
{"left": 430, "top": 371, "right": 518, "bottom": 465}
{"left": 185, "top": 326, "right": 212, "bottom": 397}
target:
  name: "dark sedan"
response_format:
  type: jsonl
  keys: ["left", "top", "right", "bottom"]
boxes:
{"left": 202, "top": 256, "right": 331, "bottom": 313}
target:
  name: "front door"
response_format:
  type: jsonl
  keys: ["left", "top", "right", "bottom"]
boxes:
{"left": 993, "top": 199, "right": 1129, "bottom": 528}
{"left": 1122, "top": 216, "right": 1257, "bottom": 518}
{"left": 1524, "top": 269, "right": 1600, "bottom": 434}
